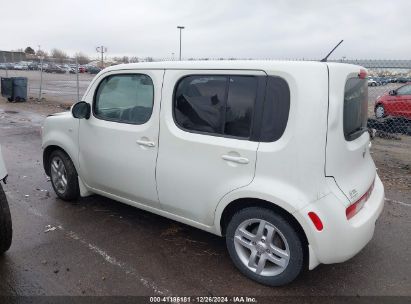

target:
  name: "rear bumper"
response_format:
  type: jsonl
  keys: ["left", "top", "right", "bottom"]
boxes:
{"left": 296, "top": 174, "right": 385, "bottom": 269}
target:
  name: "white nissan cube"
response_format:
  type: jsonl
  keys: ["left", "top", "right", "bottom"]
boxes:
{"left": 41, "top": 61, "right": 384, "bottom": 286}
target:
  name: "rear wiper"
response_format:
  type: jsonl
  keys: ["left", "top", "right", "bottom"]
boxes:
{"left": 347, "top": 127, "right": 367, "bottom": 140}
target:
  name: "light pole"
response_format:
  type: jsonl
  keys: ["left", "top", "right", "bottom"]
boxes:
{"left": 96, "top": 46, "right": 107, "bottom": 68}
{"left": 177, "top": 26, "right": 185, "bottom": 61}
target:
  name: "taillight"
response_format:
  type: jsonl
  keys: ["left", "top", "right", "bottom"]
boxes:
{"left": 359, "top": 69, "right": 367, "bottom": 79}
{"left": 346, "top": 179, "right": 375, "bottom": 220}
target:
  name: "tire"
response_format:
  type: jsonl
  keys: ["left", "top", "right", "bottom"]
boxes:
{"left": 49, "top": 150, "right": 80, "bottom": 201}
{"left": 225, "top": 207, "right": 305, "bottom": 286}
{"left": 0, "top": 183, "right": 12, "bottom": 254}
{"left": 375, "top": 104, "right": 385, "bottom": 119}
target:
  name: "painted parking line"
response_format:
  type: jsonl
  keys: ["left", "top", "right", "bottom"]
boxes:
{"left": 385, "top": 197, "right": 411, "bottom": 207}
{"left": 6, "top": 191, "right": 171, "bottom": 296}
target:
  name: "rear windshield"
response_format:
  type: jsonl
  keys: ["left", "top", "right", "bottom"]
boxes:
{"left": 343, "top": 77, "right": 368, "bottom": 141}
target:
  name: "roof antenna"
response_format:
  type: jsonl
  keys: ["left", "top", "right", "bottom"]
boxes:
{"left": 321, "top": 40, "right": 344, "bottom": 62}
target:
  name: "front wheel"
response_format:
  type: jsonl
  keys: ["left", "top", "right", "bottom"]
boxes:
{"left": 0, "top": 183, "right": 12, "bottom": 254}
{"left": 49, "top": 150, "right": 80, "bottom": 201}
{"left": 226, "top": 207, "right": 305, "bottom": 286}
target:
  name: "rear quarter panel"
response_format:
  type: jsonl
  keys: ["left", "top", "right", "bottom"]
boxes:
{"left": 214, "top": 62, "right": 331, "bottom": 233}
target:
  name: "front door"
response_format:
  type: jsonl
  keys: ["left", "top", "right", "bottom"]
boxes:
{"left": 78, "top": 70, "right": 164, "bottom": 207}
{"left": 394, "top": 84, "right": 411, "bottom": 119}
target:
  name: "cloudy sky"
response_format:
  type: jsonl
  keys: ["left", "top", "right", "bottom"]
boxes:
{"left": 0, "top": 0, "right": 409, "bottom": 60}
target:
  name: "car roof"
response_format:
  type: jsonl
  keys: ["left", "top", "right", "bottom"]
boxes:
{"left": 103, "top": 60, "right": 362, "bottom": 72}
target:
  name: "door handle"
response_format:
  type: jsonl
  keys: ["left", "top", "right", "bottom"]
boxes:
{"left": 136, "top": 139, "right": 156, "bottom": 147}
{"left": 222, "top": 155, "right": 249, "bottom": 164}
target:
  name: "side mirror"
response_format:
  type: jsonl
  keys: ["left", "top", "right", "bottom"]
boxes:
{"left": 389, "top": 90, "right": 397, "bottom": 96}
{"left": 72, "top": 101, "right": 91, "bottom": 119}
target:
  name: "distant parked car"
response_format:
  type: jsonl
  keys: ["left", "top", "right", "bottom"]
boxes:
{"left": 375, "top": 78, "right": 389, "bottom": 86}
{"left": 0, "top": 63, "right": 6, "bottom": 70}
{"left": 44, "top": 66, "right": 66, "bottom": 74}
{"left": 396, "top": 77, "right": 408, "bottom": 83}
{"left": 87, "top": 66, "right": 102, "bottom": 74}
{"left": 375, "top": 84, "right": 411, "bottom": 119}
{"left": 28, "top": 62, "right": 39, "bottom": 70}
{"left": 368, "top": 79, "right": 378, "bottom": 86}
{"left": 13, "top": 63, "right": 26, "bottom": 70}
{"left": 78, "top": 66, "right": 86, "bottom": 73}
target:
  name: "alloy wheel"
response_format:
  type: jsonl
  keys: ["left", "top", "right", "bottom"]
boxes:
{"left": 234, "top": 218, "right": 290, "bottom": 276}
{"left": 50, "top": 156, "right": 68, "bottom": 195}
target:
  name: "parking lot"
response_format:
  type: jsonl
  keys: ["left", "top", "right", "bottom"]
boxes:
{"left": 0, "top": 70, "right": 94, "bottom": 104}
{"left": 0, "top": 76, "right": 410, "bottom": 297}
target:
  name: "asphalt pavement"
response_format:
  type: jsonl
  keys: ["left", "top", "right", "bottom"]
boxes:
{"left": 0, "top": 107, "right": 410, "bottom": 297}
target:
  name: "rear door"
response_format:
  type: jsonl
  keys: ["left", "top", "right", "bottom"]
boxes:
{"left": 326, "top": 64, "right": 376, "bottom": 205}
{"left": 156, "top": 70, "right": 266, "bottom": 226}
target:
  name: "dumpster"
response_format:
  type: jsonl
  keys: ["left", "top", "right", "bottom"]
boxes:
{"left": 1, "top": 77, "right": 28, "bottom": 102}
{"left": 12, "top": 77, "right": 27, "bottom": 102}
{"left": 0, "top": 78, "right": 13, "bottom": 101}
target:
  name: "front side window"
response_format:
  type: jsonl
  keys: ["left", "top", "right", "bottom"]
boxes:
{"left": 94, "top": 74, "right": 154, "bottom": 124}
{"left": 397, "top": 84, "right": 411, "bottom": 95}
{"left": 343, "top": 77, "right": 368, "bottom": 141}
{"left": 174, "top": 75, "right": 257, "bottom": 139}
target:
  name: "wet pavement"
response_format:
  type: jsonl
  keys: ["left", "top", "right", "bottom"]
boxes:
{"left": 0, "top": 107, "right": 410, "bottom": 296}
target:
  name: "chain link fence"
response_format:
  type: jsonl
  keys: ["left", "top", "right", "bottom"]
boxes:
{"left": 365, "top": 69, "right": 411, "bottom": 138}
{"left": 1, "top": 58, "right": 410, "bottom": 138}
{"left": 0, "top": 57, "right": 95, "bottom": 106}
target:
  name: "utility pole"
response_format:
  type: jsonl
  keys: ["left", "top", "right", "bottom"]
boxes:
{"left": 75, "top": 56, "right": 80, "bottom": 102}
{"left": 96, "top": 46, "right": 107, "bottom": 68}
{"left": 39, "top": 55, "right": 44, "bottom": 101}
{"left": 177, "top": 26, "right": 185, "bottom": 61}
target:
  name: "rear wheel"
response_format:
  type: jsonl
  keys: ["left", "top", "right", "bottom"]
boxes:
{"left": 49, "top": 150, "right": 79, "bottom": 201}
{"left": 225, "top": 207, "right": 304, "bottom": 286}
{"left": 0, "top": 183, "right": 12, "bottom": 254}
{"left": 375, "top": 104, "right": 385, "bottom": 119}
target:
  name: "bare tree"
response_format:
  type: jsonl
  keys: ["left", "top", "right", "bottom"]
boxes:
{"left": 122, "top": 56, "right": 129, "bottom": 63}
{"left": 75, "top": 52, "right": 90, "bottom": 65}
{"left": 129, "top": 56, "right": 139, "bottom": 63}
{"left": 36, "top": 49, "right": 49, "bottom": 59}
{"left": 51, "top": 48, "right": 68, "bottom": 64}
{"left": 24, "top": 47, "right": 35, "bottom": 55}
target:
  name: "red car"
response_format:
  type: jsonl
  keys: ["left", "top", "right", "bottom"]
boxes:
{"left": 375, "top": 84, "right": 411, "bottom": 119}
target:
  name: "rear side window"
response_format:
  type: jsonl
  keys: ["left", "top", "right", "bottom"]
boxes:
{"left": 94, "top": 74, "right": 154, "bottom": 124}
{"left": 174, "top": 75, "right": 258, "bottom": 139}
{"left": 259, "top": 76, "right": 290, "bottom": 142}
{"left": 343, "top": 77, "right": 368, "bottom": 141}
